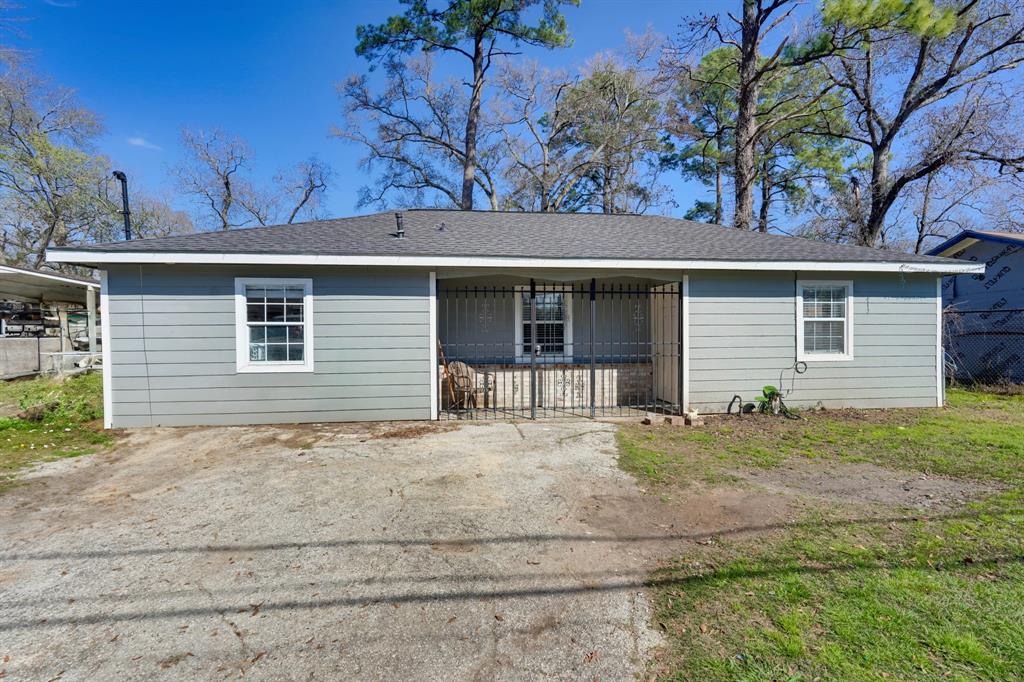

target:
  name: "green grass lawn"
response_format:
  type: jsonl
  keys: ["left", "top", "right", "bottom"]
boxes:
{"left": 0, "top": 373, "right": 113, "bottom": 492}
{"left": 620, "top": 390, "right": 1024, "bottom": 681}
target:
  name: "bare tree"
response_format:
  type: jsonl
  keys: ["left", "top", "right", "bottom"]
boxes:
{"left": 494, "top": 62, "right": 592, "bottom": 212}
{"left": 976, "top": 176, "right": 1024, "bottom": 232}
{"left": 823, "top": 0, "right": 1024, "bottom": 246}
{"left": 173, "top": 128, "right": 252, "bottom": 230}
{"left": 130, "top": 193, "right": 195, "bottom": 240}
{"left": 906, "top": 168, "right": 994, "bottom": 253}
{"left": 495, "top": 47, "right": 671, "bottom": 215}
{"left": 278, "top": 157, "right": 330, "bottom": 224}
{"left": 561, "top": 41, "right": 672, "bottom": 214}
{"left": 175, "top": 128, "right": 332, "bottom": 228}
{"left": 337, "top": 55, "right": 502, "bottom": 210}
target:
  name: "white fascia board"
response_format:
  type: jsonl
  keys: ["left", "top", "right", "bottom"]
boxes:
{"left": 45, "top": 250, "right": 986, "bottom": 275}
{"left": 936, "top": 277, "right": 944, "bottom": 408}
{"left": 428, "top": 271, "right": 438, "bottom": 421}
{"left": 99, "top": 270, "right": 113, "bottom": 429}
{"left": 0, "top": 264, "right": 98, "bottom": 288}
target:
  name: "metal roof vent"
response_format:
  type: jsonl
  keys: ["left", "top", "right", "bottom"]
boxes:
{"left": 437, "top": 221, "right": 447, "bottom": 232}
{"left": 392, "top": 212, "right": 405, "bottom": 239}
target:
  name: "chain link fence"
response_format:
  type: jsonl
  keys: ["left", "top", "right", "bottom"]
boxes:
{"left": 943, "top": 308, "right": 1024, "bottom": 389}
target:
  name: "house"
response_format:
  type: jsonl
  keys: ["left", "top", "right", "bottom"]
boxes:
{"left": 927, "top": 230, "right": 1024, "bottom": 383}
{"left": 45, "top": 210, "right": 980, "bottom": 428}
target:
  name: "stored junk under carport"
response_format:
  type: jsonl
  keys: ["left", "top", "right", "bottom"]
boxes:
{"left": 438, "top": 279, "right": 681, "bottom": 419}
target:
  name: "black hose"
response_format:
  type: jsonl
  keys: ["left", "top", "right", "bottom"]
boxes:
{"left": 778, "top": 360, "right": 808, "bottom": 397}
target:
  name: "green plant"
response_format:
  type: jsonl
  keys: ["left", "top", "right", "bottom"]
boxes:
{"left": 755, "top": 384, "right": 795, "bottom": 418}
{"left": 0, "top": 373, "right": 104, "bottom": 422}
{"left": 0, "top": 372, "right": 110, "bottom": 492}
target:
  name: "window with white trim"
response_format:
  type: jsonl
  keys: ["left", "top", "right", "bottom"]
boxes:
{"left": 514, "top": 287, "right": 573, "bottom": 360}
{"left": 234, "top": 278, "right": 314, "bottom": 373}
{"left": 797, "top": 280, "right": 853, "bottom": 361}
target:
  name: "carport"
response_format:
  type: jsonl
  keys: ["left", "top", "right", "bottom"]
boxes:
{"left": 0, "top": 265, "right": 99, "bottom": 377}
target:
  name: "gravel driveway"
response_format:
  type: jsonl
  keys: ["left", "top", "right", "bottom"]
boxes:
{"left": 0, "top": 421, "right": 662, "bottom": 680}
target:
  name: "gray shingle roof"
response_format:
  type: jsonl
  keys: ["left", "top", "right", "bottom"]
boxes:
{"left": 51, "top": 209, "right": 960, "bottom": 265}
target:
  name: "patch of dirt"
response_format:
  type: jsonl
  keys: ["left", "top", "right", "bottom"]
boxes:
{"left": 246, "top": 422, "right": 374, "bottom": 449}
{"left": 0, "top": 424, "right": 366, "bottom": 534}
{"left": 370, "top": 422, "right": 456, "bottom": 440}
{"left": 698, "top": 407, "right": 923, "bottom": 440}
{"left": 573, "top": 484, "right": 797, "bottom": 559}
{"left": 0, "top": 401, "right": 22, "bottom": 418}
{"left": 735, "top": 459, "right": 1003, "bottom": 510}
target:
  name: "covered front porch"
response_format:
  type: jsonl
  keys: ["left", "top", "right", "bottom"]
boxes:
{"left": 435, "top": 271, "right": 685, "bottom": 419}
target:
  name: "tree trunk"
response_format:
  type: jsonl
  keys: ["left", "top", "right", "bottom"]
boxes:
{"left": 914, "top": 173, "right": 934, "bottom": 254}
{"left": 858, "top": 144, "right": 891, "bottom": 246}
{"left": 733, "top": 0, "right": 760, "bottom": 231}
{"left": 461, "top": 37, "right": 485, "bottom": 211}
{"left": 713, "top": 131, "right": 724, "bottom": 224}
{"left": 602, "top": 166, "right": 613, "bottom": 213}
{"left": 221, "top": 176, "right": 233, "bottom": 230}
{"left": 757, "top": 162, "right": 771, "bottom": 233}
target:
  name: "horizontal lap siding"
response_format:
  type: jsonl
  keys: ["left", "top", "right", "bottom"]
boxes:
{"left": 688, "top": 271, "right": 938, "bottom": 413}
{"left": 105, "top": 265, "right": 431, "bottom": 427}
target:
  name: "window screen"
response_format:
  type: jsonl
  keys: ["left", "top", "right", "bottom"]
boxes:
{"left": 521, "top": 292, "right": 568, "bottom": 355}
{"left": 802, "top": 285, "right": 847, "bottom": 355}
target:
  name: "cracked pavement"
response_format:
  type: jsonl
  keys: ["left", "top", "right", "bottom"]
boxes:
{"left": 0, "top": 421, "right": 662, "bottom": 680}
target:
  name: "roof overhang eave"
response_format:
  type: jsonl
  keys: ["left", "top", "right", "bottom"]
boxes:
{"left": 927, "top": 230, "right": 1024, "bottom": 257}
{"left": 44, "top": 249, "right": 984, "bottom": 275}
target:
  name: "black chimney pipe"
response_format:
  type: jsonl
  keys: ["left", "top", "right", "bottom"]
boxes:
{"left": 112, "top": 170, "right": 132, "bottom": 241}
{"left": 393, "top": 212, "right": 405, "bottom": 239}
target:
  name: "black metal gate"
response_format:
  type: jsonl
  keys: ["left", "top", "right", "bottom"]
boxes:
{"left": 438, "top": 279, "right": 683, "bottom": 419}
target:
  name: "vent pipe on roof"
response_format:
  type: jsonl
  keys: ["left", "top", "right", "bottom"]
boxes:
{"left": 393, "top": 212, "right": 405, "bottom": 239}
{"left": 112, "top": 171, "right": 132, "bottom": 241}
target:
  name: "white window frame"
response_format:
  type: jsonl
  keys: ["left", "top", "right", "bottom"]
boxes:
{"left": 513, "top": 286, "right": 573, "bottom": 361}
{"left": 234, "top": 277, "right": 314, "bottom": 373}
{"left": 796, "top": 279, "right": 854, "bottom": 362}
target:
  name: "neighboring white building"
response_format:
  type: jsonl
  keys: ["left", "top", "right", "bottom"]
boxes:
{"left": 928, "top": 230, "right": 1024, "bottom": 383}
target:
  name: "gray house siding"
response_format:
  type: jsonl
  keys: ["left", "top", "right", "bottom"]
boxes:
{"left": 104, "top": 265, "right": 432, "bottom": 427}
{"left": 687, "top": 271, "right": 939, "bottom": 412}
{"left": 102, "top": 264, "right": 943, "bottom": 427}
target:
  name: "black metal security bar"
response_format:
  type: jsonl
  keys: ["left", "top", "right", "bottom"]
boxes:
{"left": 438, "top": 279, "right": 683, "bottom": 420}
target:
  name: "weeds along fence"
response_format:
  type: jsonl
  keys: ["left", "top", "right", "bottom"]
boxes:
{"left": 943, "top": 309, "right": 1024, "bottom": 388}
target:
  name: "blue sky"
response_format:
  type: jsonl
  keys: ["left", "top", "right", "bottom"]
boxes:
{"left": 17, "top": 0, "right": 732, "bottom": 223}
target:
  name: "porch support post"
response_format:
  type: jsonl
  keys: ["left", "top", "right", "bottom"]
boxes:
{"left": 428, "top": 271, "right": 438, "bottom": 420}
{"left": 678, "top": 278, "right": 685, "bottom": 416}
{"left": 87, "top": 285, "right": 97, "bottom": 354}
{"left": 529, "top": 278, "right": 537, "bottom": 420}
{"left": 590, "top": 278, "right": 596, "bottom": 418}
